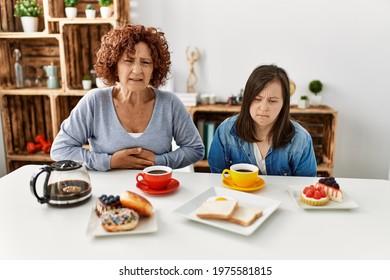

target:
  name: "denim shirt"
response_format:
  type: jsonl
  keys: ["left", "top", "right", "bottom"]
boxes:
{"left": 208, "top": 115, "right": 317, "bottom": 176}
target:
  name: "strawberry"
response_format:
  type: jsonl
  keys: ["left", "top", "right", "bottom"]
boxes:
{"left": 313, "top": 190, "right": 321, "bottom": 199}
{"left": 303, "top": 187, "right": 310, "bottom": 194}
{"left": 306, "top": 189, "right": 314, "bottom": 198}
{"left": 320, "top": 189, "right": 327, "bottom": 197}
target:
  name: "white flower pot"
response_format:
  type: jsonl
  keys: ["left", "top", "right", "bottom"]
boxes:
{"left": 298, "top": 99, "right": 308, "bottom": 109}
{"left": 85, "top": 9, "right": 96, "bottom": 19}
{"left": 82, "top": 80, "right": 92, "bottom": 90}
{"left": 65, "top": 7, "right": 78, "bottom": 19}
{"left": 20, "top": 17, "right": 38, "bottom": 32}
{"left": 310, "top": 94, "right": 322, "bottom": 106}
{"left": 100, "top": 6, "right": 112, "bottom": 18}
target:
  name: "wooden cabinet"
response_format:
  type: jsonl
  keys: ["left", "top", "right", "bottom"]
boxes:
{"left": 0, "top": 0, "right": 130, "bottom": 172}
{"left": 189, "top": 104, "right": 337, "bottom": 177}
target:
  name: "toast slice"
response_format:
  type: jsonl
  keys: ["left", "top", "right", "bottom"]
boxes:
{"left": 227, "top": 205, "right": 263, "bottom": 226}
{"left": 196, "top": 200, "right": 238, "bottom": 220}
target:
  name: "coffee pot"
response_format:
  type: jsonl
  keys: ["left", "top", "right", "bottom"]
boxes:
{"left": 30, "top": 160, "right": 92, "bottom": 207}
{"left": 43, "top": 63, "right": 59, "bottom": 89}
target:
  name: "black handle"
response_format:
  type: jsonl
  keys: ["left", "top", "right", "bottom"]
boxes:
{"left": 30, "top": 165, "right": 51, "bottom": 204}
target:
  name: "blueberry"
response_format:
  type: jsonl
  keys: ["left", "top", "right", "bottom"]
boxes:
{"left": 100, "top": 194, "right": 107, "bottom": 200}
{"left": 108, "top": 195, "right": 114, "bottom": 199}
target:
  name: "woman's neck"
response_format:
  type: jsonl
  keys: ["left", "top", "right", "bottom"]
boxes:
{"left": 113, "top": 86, "right": 154, "bottom": 105}
{"left": 255, "top": 124, "right": 273, "bottom": 142}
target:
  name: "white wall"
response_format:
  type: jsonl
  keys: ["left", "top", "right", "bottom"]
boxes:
{"left": 136, "top": 0, "right": 390, "bottom": 179}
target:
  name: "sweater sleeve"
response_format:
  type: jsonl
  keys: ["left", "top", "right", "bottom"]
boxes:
{"left": 50, "top": 91, "right": 112, "bottom": 171}
{"left": 154, "top": 93, "right": 205, "bottom": 169}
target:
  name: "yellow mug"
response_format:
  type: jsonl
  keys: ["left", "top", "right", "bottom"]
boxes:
{"left": 222, "top": 163, "right": 259, "bottom": 187}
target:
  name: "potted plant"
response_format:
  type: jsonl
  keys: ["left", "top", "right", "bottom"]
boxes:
{"left": 64, "top": 0, "right": 78, "bottom": 19}
{"left": 99, "top": 0, "right": 113, "bottom": 19}
{"left": 308, "top": 79, "right": 323, "bottom": 106}
{"left": 85, "top": 4, "right": 96, "bottom": 19}
{"left": 82, "top": 75, "right": 92, "bottom": 90}
{"left": 14, "top": 0, "right": 43, "bottom": 32}
{"left": 298, "top": 95, "right": 308, "bottom": 109}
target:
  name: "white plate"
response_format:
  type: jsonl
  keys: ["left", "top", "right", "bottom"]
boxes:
{"left": 173, "top": 187, "right": 281, "bottom": 236}
{"left": 86, "top": 207, "right": 158, "bottom": 237}
{"left": 286, "top": 185, "right": 359, "bottom": 210}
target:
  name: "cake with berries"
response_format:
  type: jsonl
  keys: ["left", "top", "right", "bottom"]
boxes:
{"left": 316, "top": 177, "right": 343, "bottom": 202}
{"left": 95, "top": 194, "right": 122, "bottom": 217}
{"left": 300, "top": 184, "right": 329, "bottom": 206}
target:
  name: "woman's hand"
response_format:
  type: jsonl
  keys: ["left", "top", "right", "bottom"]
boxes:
{"left": 110, "top": 148, "right": 155, "bottom": 169}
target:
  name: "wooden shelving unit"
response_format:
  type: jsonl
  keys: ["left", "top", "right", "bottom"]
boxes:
{"left": 0, "top": 0, "right": 130, "bottom": 172}
{"left": 189, "top": 104, "right": 337, "bottom": 177}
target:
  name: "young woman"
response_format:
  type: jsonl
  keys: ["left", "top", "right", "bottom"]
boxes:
{"left": 208, "top": 64, "right": 316, "bottom": 176}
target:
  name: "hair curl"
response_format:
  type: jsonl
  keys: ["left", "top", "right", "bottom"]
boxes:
{"left": 236, "top": 64, "right": 294, "bottom": 148}
{"left": 94, "top": 24, "right": 171, "bottom": 88}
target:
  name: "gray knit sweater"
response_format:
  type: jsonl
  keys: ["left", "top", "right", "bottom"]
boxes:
{"left": 50, "top": 87, "right": 204, "bottom": 171}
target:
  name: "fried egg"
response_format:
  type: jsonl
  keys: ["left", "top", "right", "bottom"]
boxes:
{"left": 206, "top": 196, "right": 236, "bottom": 202}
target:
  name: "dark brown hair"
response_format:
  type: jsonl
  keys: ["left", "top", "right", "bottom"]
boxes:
{"left": 94, "top": 24, "right": 171, "bottom": 87}
{"left": 236, "top": 64, "right": 294, "bottom": 148}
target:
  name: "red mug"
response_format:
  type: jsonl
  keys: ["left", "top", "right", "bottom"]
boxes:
{"left": 136, "top": 166, "right": 172, "bottom": 190}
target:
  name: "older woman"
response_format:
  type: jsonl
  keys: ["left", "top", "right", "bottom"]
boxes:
{"left": 208, "top": 64, "right": 317, "bottom": 176}
{"left": 51, "top": 24, "right": 204, "bottom": 171}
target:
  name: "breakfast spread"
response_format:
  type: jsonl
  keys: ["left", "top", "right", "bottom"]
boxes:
{"left": 196, "top": 196, "right": 263, "bottom": 226}
{"left": 300, "top": 177, "right": 343, "bottom": 206}
{"left": 95, "top": 191, "right": 154, "bottom": 232}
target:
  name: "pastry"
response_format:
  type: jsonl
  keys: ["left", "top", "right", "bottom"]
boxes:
{"left": 317, "top": 177, "right": 343, "bottom": 202}
{"left": 120, "top": 191, "right": 154, "bottom": 217}
{"left": 95, "top": 194, "right": 122, "bottom": 217}
{"left": 300, "top": 184, "right": 329, "bottom": 206}
{"left": 100, "top": 208, "right": 139, "bottom": 232}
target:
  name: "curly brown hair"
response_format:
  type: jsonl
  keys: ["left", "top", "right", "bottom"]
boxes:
{"left": 94, "top": 24, "right": 171, "bottom": 88}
